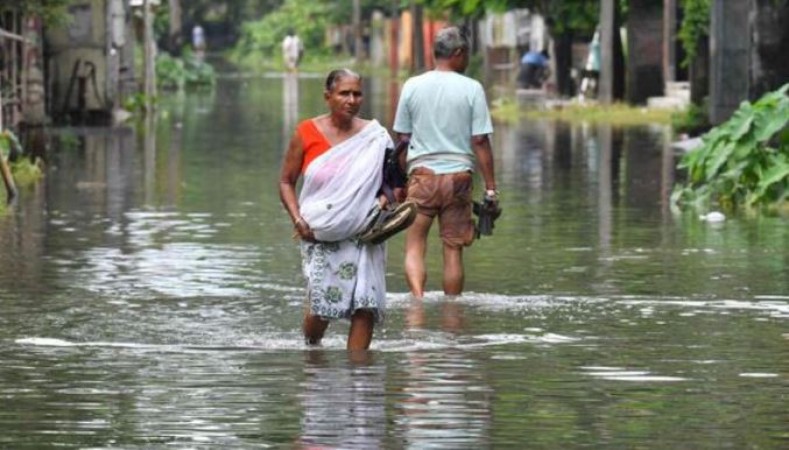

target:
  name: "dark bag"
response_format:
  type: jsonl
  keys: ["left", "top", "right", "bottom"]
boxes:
{"left": 380, "top": 139, "right": 408, "bottom": 203}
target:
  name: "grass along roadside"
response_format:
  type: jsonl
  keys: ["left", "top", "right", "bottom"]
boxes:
{"left": 491, "top": 98, "right": 676, "bottom": 126}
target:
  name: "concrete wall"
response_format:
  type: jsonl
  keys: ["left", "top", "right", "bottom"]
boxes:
{"left": 709, "top": 0, "right": 789, "bottom": 124}
{"left": 750, "top": 0, "right": 789, "bottom": 99}
{"left": 626, "top": 0, "right": 664, "bottom": 104}
{"left": 47, "top": 0, "right": 109, "bottom": 115}
{"left": 45, "top": 0, "right": 134, "bottom": 123}
{"left": 709, "top": 0, "right": 750, "bottom": 124}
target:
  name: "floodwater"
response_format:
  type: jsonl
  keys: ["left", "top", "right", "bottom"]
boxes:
{"left": 0, "top": 73, "right": 787, "bottom": 449}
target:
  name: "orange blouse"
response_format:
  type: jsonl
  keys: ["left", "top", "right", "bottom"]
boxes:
{"left": 297, "top": 120, "right": 331, "bottom": 174}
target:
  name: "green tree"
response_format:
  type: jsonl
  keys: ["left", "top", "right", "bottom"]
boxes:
{"left": 324, "top": 0, "right": 395, "bottom": 24}
{"left": 677, "top": 0, "right": 710, "bottom": 67}
{"left": 233, "top": 0, "right": 330, "bottom": 63}
{"left": 0, "top": 0, "right": 70, "bottom": 25}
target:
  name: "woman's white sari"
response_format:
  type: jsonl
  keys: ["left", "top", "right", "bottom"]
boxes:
{"left": 298, "top": 120, "right": 393, "bottom": 322}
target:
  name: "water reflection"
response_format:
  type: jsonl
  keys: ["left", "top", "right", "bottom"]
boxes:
{"left": 406, "top": 296, "right": 465, "bottom": 333}
{"left": 299, "top": 351, "right": 386, "bottom": 448}
{"left": 143, "top": 114, "right": 157, "bottom": 206}
{"left": 396, "top": 348, "right": 492, "bottom": 448}
{"left": 283, "top": 72, "right": 299, "bottom": 138}
{"left": 0, "top": 75, "right": 786, "bottom": 448}
{"left": 399, "top": 297, "right": 491, "bottom": 448}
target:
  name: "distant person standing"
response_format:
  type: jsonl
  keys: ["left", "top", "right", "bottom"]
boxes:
{"left": 282, "top": 29, "right": 303, "bottom": 72}
{"left": 579, "top": 28, "right": 601, "bottom": 100}
{"left": 392, "top": 26, "right": 498, "bottom": 299}
{"left": 192, "top": 24, "right": 206, "bottom": 62}
{"left": 192, "top": 24, "right": 205, "bottom": 51}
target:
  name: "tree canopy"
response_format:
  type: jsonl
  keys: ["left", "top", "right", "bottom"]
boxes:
{"left": 0, "top": 0, "right": 70, "bottom": 26}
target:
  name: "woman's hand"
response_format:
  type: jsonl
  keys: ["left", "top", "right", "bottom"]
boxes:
{"left": 293, "top": 217, "right": 316, "bottom": 242}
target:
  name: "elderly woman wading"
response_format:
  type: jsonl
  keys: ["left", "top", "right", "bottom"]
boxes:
{"left": 279, "top": 69, "right": 395, "bottom": 351}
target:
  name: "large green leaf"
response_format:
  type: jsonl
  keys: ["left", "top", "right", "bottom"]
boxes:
{"left": 753, "top": 95, "right": 789, "bottom": 143}
{"left": 750, "top": 163, "right": 789, "bottom": 205}
{"left": 704, "top": 141, "right": 735, "bottom": 180}
{"left": 728, "top": 101, "right": 754, "bottom": 141}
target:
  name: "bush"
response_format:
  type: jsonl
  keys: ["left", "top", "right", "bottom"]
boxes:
{"left": 10, "top": 158, "right": 43, "bottom": 187}
{"left": 156, "top": 50, "right": 215, "bottom": 90}
{"left": 672, "top": 83, "right": 789, "bottom": 211}
{"left": 230, "top": 0, "right": 330, "bottom": 67}
{"left": 671, "top": 101, "right": 711, "bottom": 136}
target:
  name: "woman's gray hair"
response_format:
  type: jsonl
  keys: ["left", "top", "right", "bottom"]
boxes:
{"left": 433, "top": 26, "right": 468, "bottom": 59}
{"left": 325, "top": 68, "right": 361, "bottom": 92}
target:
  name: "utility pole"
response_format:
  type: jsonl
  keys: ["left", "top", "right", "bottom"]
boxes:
{"left": 662, "top": 0, "right": 677, "bottom": 84}
{"left": 353, "top": 0, "right": 363, "bottom": 60}
{"left": 143, "top": 0, "right": 156, "bottom": 113}
{"left": 709, "top": 0, "right": 750, "bottom": 124}
{"left": 410, "top": 1, "right": 424, "bottom": 72}
{"left": 168, "top": 0, "right": 182, "bottom": 54}
{"left": 599, "top": 0, "right": 615, "bottom": 104}
{"left": 389, "top": 1, "right": 399, "bottom": 78}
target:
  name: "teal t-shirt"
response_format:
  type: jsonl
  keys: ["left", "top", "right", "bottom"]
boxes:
{"left": 393, "top": 70, "right": 493, "bottom": 174}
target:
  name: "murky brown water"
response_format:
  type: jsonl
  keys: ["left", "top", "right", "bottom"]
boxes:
{"left": 0, "top": 73, "right": 787, "bottom": 448}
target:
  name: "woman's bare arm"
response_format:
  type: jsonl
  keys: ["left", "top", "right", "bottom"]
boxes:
{"left": 279, "top": 131, "right": 314, "bottom": 241}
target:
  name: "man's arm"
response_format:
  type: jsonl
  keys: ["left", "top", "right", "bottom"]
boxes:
{"left": 471, "top": 134, "right": 497, "bottom": 193}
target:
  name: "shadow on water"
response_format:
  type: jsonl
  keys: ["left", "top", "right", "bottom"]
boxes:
{"left": 0, "top": 74, "right": 786, "bottom": 448}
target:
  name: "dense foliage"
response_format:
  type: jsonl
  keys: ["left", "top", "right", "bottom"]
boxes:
{"left": 672, "top": 84, "right": 789, "bottom": 211}
{"left": 232, "top": 0, "right": 330, "bottom": 62}
{"left": 156, "top": 0, "right": 284, "bottom": 28}
{"left": 156, "top": 50, "right": 216, "bottom": 90}
{"left": 0, "top": 0, "right": 70, "bottom": 25}
{"left": 0, "top": 130, "right": 22, "bottom": 161}
{"left": 671, "top": 102, "right": 710, "bottom": 135}
{"left": 422, "top": 0, "right": 597, "bottom": 33}
{"left": 324, "top": 0, "right": 395, "bottom": 24}
{"left": 677, "top": 0, "right": 709, "bottom": 67}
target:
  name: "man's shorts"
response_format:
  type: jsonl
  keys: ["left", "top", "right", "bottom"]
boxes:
{"left": 406, "top": 167, "right": 475, "bottom": 248}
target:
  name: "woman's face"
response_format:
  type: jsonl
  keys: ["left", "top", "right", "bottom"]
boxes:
{"left": 325, "top": 76, "right": 363, "bottom": 119}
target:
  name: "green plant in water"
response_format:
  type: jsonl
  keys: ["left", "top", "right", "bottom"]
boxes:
{"left": 156, "top": 52, "right": 187, "bottom": 90}
{"left": 57, "top": 131, "right": 81, "bottom": 152}
{"left": 123, "top": 92, "right": 154, "bottom": 114}
{"left": 671, "top": 101, "right": 710, "bottom": 135}
{"left": 672, "top": 83, "right": 789, "bottom": 211}
{"left": 0, "top": 129, "right": 43, "bottom": 196}
{"left": 10, "top": 158, "right": 43, "bottom": 187}
{"left": 0, "top": 129, "right": 22, "bottom": 160}
{"left": 156, "top": 50, "right": 216, "bottom": 90}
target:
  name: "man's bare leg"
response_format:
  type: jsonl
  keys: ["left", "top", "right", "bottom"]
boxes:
{"left": 442, "top": 244, "right": 464, "bottom": 296}
{"left": 303, "top": 313, "right": 329, "bottom": 345}
{"left": 404, "top": 213, "right": 433, "bottom": 298}
{"left": 347, "top": 309, "right": 375, "bottom": 350}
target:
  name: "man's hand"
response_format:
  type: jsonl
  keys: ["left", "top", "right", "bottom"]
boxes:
{"left": 394, "top": 187, "right": 407, "bottom": 203}
{"left": 484, "top": 189, "right": 499, "bottom": 207}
